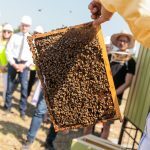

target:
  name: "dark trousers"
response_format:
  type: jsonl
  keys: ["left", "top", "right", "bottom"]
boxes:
{"left": 28, "top": 70, "right": 36, "bottom": 96}
{"left": 46, "top": 124, "right": 57, "bottom": 144}
{"left": 4, "top": 63, "right": 29, "bottom": 115}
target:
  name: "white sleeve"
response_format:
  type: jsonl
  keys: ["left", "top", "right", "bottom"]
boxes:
{"left": 6, "top": 35, "right": 16, "bottom": 65}
{"left": 100, "top": 0, "right": 150, "bottom": 48}
{"left": 25, "top": 50, "right": 34, "bottom": 67}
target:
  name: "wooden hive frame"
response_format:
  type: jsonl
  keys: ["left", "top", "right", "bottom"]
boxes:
{"left": 28, "top": 22, "right": 122, "bottom": 131}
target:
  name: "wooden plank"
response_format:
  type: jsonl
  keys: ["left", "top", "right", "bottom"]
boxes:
{"left": 97, "top": 29, "right": 122, "bottom": 121}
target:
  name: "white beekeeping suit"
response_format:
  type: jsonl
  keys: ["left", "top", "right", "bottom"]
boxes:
{"left": 99, "top": 0, "right": 150, "bottom": 48}
{"left": 138, "top": 113, "right": 150, "bottom": 150}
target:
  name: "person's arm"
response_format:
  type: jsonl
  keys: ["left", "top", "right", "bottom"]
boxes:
{"left": 25, "top": 35, "right": 34, "bottom": 68}
{"left": 88, "top": 0, "right": 114, "bottom": 25}
{"left": 17, "top": 55, "right": 33, "bottom": 72}
{"left": 89, "top": 0, "right": 150, "bottom": 48}
{"left": 6, "top": 35, "right": 15, "bottom": 65}
{"left": 117, "top": 58, "right": 136, "bottom": 95}
{"left": 17, "top": 53, "right": 33, "bottom": 73}
{"left": 6, "top": 35, "right": 19, "bottom": 70}
{"left": 116, "top": 73, "right": 133, "bottom": 95}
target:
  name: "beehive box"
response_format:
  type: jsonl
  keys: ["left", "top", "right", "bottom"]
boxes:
{"left": 71, "top": 134, "right": 125, "bottom": 150}
{"left": 28, "top": 22, "right": 121, "bottom": 131}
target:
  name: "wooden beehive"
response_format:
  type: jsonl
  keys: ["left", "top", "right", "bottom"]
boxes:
{"left": 71, "top": 134, "right": 125, "bottom": 150}
{"left": 28, "top": 22, "right": 121, "bottom": 131}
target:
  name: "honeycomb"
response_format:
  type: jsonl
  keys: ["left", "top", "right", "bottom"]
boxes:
{"left": 28, "top": 22, "right": 121, "bottom": 131}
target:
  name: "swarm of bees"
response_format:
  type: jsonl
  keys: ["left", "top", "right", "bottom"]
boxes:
{"left": 28, "top": 22, "right": 121, "bottom": 131}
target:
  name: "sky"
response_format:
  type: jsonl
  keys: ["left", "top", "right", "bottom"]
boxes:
{"left": 0, "top": 0, "right": 130, "bottom": 37}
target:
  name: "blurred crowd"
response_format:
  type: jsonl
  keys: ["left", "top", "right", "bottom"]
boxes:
{"left": 0, "top": 15, "right": 56, "bottom": 150}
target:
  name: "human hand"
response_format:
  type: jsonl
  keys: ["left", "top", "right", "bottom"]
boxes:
{"left": 88, "top": 0, "right": 114, "bottom": 26}
{"left": 17, "top": 64, "right": 26, "bottom": 72}
{"left": 12, "top": 63, "right": 19, "bottom": 71}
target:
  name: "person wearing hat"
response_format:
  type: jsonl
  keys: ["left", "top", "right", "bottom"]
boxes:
{"left": 22, "top": 90, "right": 57, "bottom": 150}
{"left": 111, "top": 31, "right": 135, "bottom": 51}
{"left": 22, "top": 25, "right": 57, "bottom": 150}
{"left": 99, "top": 31, "right": 136, "bottom": 139}
{"left": 110, "top": 31, "right": 136, "bottom": 102}
{"left": 0, "top": 23, "right": 13, "bottom": 100}
{"left": 0, "top": 24, "right": 13, "bottom": 71}
{"left": 4, "top": 16, "right": 33, "bottom": 120}
{"left": 33, "top": 25, "right": 44, "bottom": 34}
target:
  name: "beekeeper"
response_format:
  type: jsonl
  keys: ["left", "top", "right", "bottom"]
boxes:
{"left": 88, "top": 0, "right": 150, "bottom": 48}
{"left": 88, "top": 0, "right": 150, "bottom": 149}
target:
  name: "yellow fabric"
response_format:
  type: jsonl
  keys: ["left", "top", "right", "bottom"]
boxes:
{"left": 0, "top": 40, "right": 8, "bottom": 66}
{"left": 100, "top": 0, "right": 150, "bottom": 48}
{"left": 30, "top": 65, "right": 36, "bottom": 71}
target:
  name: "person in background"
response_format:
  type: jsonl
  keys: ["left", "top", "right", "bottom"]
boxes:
{"left": 22, "top": 25, "right": 57, "bottom": 150}
{"left": 100, "top": 31, "right": 136, "bottom": 139}
{"left": 0, "top": 24, "right": 13, "bottom": 100}
{"left": 4, "top": 16, "right": 33, "bottom": 120}
{"left": 28, "top": 25, "right": 44, "bottom": 97}
{"left": 22, "top": 90, "right": 57, "bottom": 150}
